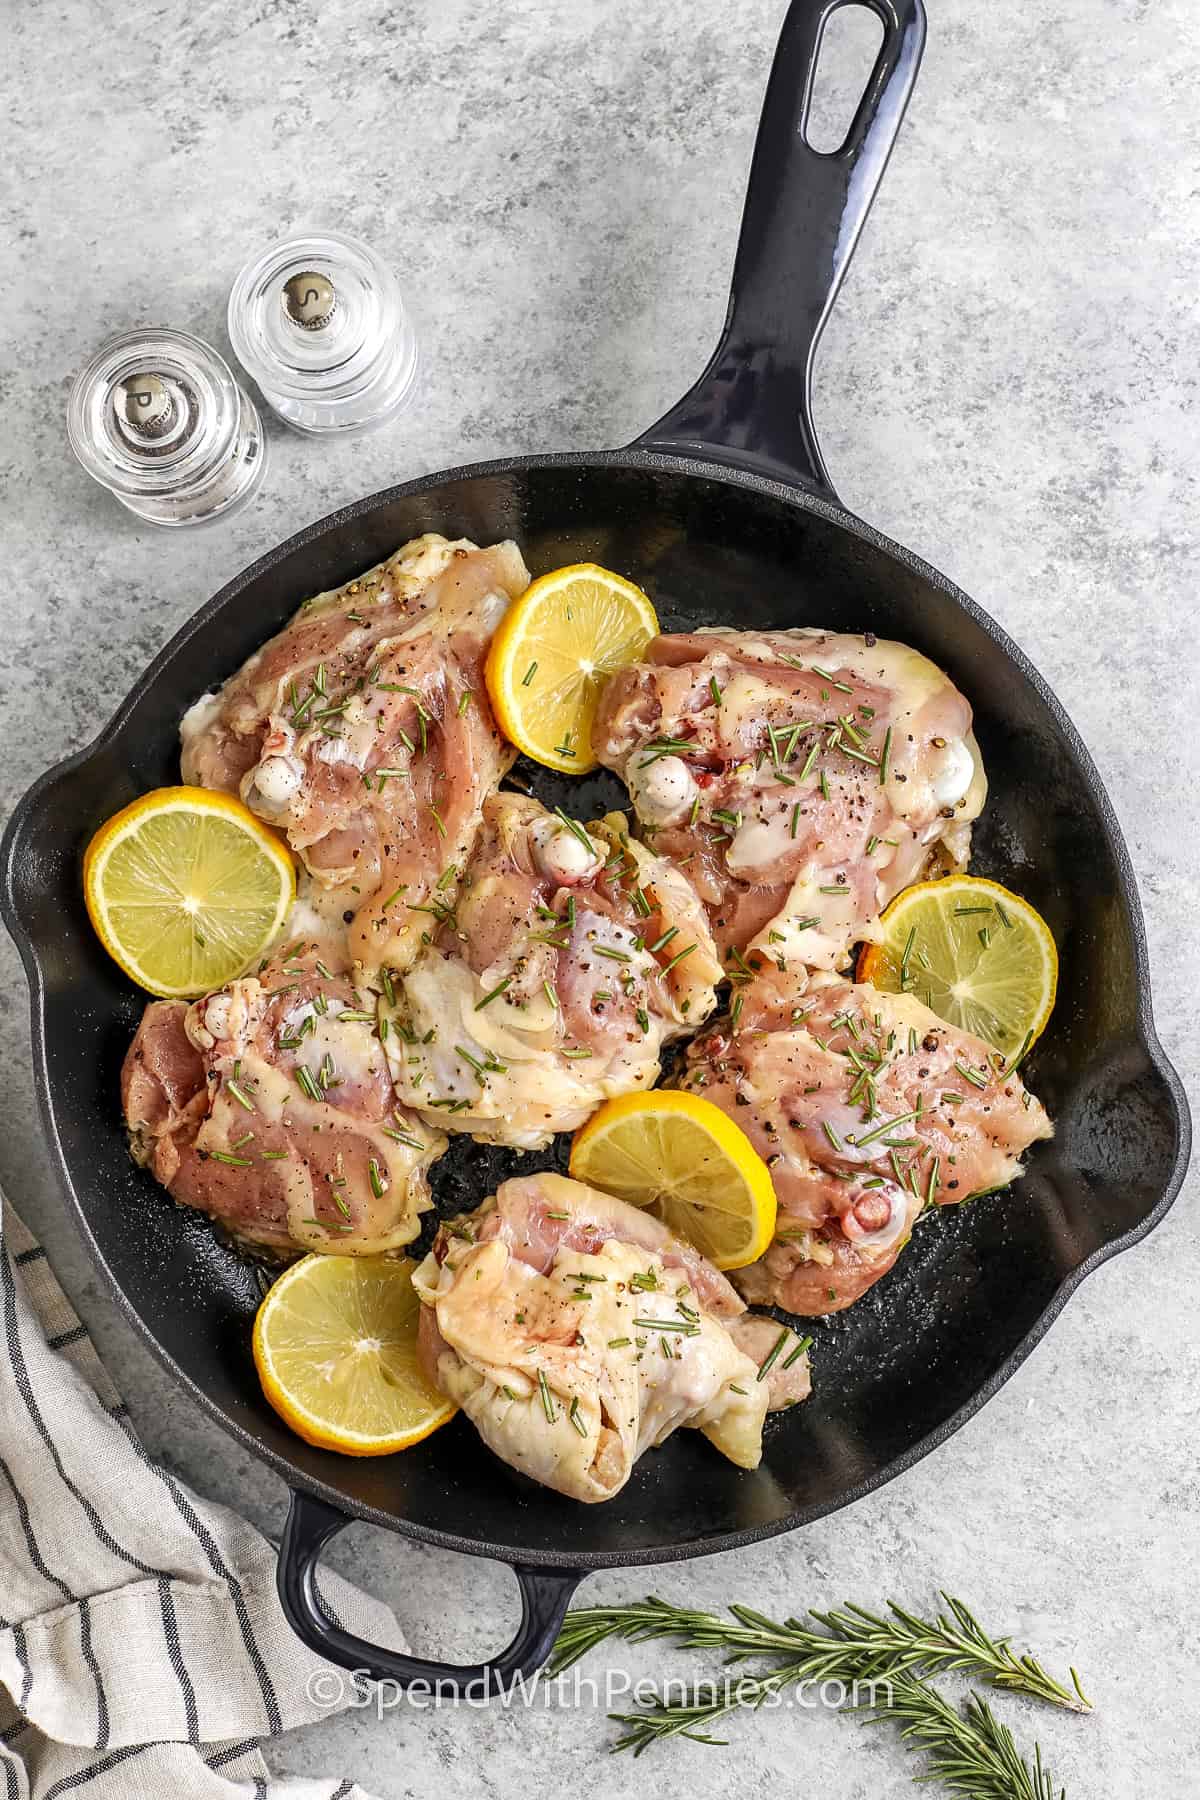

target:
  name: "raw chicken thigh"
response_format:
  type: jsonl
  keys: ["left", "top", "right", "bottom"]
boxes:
{"left": 594, "top": 628, "right": 986, "bottom": 969}
{"left": 121, "top": 944, "right": 444, "bottom": 1255}
{"left": 412, "top": 1174, "right": 809, "bottom": 1502}
{"left": 181, "top": 534, "right": 528, "bottom": 975}
{"left": 382, "top": 795, "right": 723, "bottom": 1148}
{"left": 677, "top": 966, "right": 1052, "bottom": 1314}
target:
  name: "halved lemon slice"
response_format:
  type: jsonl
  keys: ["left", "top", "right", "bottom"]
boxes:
{"left": 253, "top": 1255, "right": 456, "bottom": 1456}
{"left": 84, "top": 786, "right": 295, "bottom": 998}
{"left": 486, "top": 563, "right": 658, "bottom": 773}
{"left": 857, "top": 875, "right": 1057, "bottom": 1059}
{"left": 569, "top": 1090, "right": 776, "bottom": 1271}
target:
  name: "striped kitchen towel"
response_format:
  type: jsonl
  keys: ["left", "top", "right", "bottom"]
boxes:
{"left": 0, "top": 1196, "right": 395, "bottom": 1799}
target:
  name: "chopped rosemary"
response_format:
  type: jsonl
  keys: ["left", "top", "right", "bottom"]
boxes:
{"left": 294, "top": 1066, "right": 322, "bottom": 1102}
{"left": 955, "top": 1061, "right": 990, "bottom": 1090}
{"left": 554, "top": 808, "right": 595, "bottom": 856}
{"left": 756, "top": 1327, "right": 790, "bottom": 1380}
{"left": 853, "top": 1109, "right": 919, "bottom": 1149}
{"left": 637, "top": 737, "right": 696, "bottom": 767}
{"left": 475, "top": 978, "right": 513, "bottom": 1010}
{"left": 382, "top": 1126, "right": 425, "bottom": 1150}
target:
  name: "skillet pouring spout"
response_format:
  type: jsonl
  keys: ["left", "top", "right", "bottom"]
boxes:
{"left": 0, "top": 0, "right": 1189, "bottom": 1694}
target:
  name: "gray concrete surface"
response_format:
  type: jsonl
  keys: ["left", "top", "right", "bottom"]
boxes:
{"left": 3, "top": 0, "right": 1198, "bottom": 1792}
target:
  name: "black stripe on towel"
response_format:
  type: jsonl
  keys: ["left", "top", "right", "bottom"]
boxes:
{"left": 110, "top": 1418, "right": 284, "bottom": 1736}
{"left": 46, "top": 1324, "right": 89, "bottom": 1351}
{"left": 41, "top": 1743, "right": 152, "bottom": 1798}
{"left": 12, "top": 1622, "right": 31, "bottom": 1714}
{"left": 205, "top": 1739, "right": 261, "bottom": 1771}
{"left": 158, "top": 1576, "right": 201, "bottom": 1744}
{"left": 0, "top": 1249, "right": 164, "bottom": 1582}
{"left": 76, "top": 1599, "right": 110, "bottom": 1751}
{"left": 0, "top": 1453, "right": 72, "bottom": 1599}
{"left": 12, "top": 1246, "right": 46, "bottom": 1267}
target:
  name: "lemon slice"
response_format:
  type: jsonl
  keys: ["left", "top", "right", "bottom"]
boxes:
{"left": 253, "top": 1255, "right": 456, "bottom": 1456}
{"left": 486, "top": 563, "right": 658, "bottom": 773}
{"left": 857, "top": 875, "right": 1057, "bottom": 1059}
{"left": 84, "top": 786, "right": 295, "bottom": 998}
{"left": 569, "top": 1090, "right": 777, "bottom": 1271}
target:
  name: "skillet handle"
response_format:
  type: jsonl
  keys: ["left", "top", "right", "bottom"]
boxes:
{"left": 634, "top": 0, "right": 926, "bottom": 500}
{"left": 278, "top": 1489, "right": 584, "bottom": 1698}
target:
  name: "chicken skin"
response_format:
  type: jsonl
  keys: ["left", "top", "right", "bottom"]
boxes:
{"left": 677, "top": 967, "right": 1052, "bottom": 1315}
{"left": 181, "top": 534, "right": 529, "bottom": 976}
{"left": 412, "top": 1174, "right": 810, "bottom": 1502}
{"left": 382, "top": 796, "right": 723, "bottom": 1148}
{"left": 121, "top": 944, "right": 444, "bottom": 1255}
{"left": 594, "top": 628, "right": 986, "bottom": 970}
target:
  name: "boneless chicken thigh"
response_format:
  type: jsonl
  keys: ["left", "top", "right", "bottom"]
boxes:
{"left": 677, "top": 967, "right": 1052, "bottom": 1314}
{"left": 181, "top": 534, "right": 529, "bottom": 976}
{"left": 121, "top": 945, "right": 444, "bottom": 1255}
{"left": 382, "top": 795, "right": 723, "bottom": 1147}
{"left": 594, "top": 628, "right": 986, "bottom": 969}
{"left": 412, "top": 1174, "right": 809, "bottom": 1502}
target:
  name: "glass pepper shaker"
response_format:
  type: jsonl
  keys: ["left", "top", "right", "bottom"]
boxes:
{"left": 66, "top": 327, "right": 266, "bottom": 527}
{"left": 227, "top": 230, "right": 418, "bottom": 435}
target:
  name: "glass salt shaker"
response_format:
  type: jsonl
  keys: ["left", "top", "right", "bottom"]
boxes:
{"left": 66, "top": 328, "right": 266, "bottom": 527}
{"left": 227, "top": 230, "right": 418, "bottom": 435}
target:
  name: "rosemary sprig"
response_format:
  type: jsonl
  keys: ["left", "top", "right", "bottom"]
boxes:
{"left": 606, "top": 1668, "right": 1067, "bottom": 1798}
{"left": 550, "top": 1594, "right": 1088, "bottom": 1795}
{"left": 867, "top": 1675, "right": 1067, "bottom": 1800}
{"left": 551, "top": 1594, "right": 1086, "bottom": 1709}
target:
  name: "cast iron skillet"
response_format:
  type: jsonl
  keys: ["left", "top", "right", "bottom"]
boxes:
{"left": 2, "top": 0, "right": 1189, "bottom": 1696}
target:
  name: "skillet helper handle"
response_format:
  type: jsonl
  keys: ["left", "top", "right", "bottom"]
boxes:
{"left": 635, "top": 0, "right": 926, "bottom": 500}
{"left": 278, "top": 1490, "right": 584, "bottom": 1697}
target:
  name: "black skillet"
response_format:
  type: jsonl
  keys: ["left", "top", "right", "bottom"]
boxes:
{"left": 2, "top": 0, "right": 1189, "bottom": 1696}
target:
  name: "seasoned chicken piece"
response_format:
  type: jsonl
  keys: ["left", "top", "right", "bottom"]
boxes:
{"left": 412, "top": 1174, "right": 805, "bottom": 1502}
{"left": 594, "top": 628, "right": 986, "bottom": 969}
{"left": 121, "top": 944, "right": 444, "bottom": 1255}
{"left": 677, "top": 967, "right": 1052, "bottom": 1315}
{"left": 382, "top": 796, "right": 723, "bottom": 1148}
{"left": 181, "top": 534, "right": 529, "bottom": 975}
